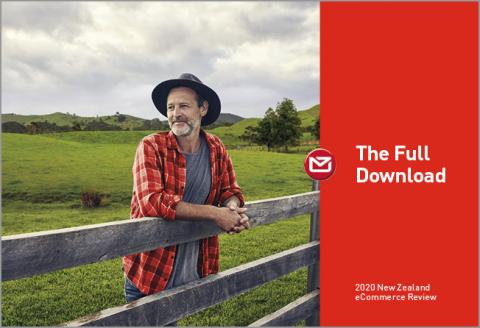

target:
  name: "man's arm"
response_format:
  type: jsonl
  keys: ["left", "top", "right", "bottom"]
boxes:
{"left": 132, "top": 138, "right": 182, "bottom": 220}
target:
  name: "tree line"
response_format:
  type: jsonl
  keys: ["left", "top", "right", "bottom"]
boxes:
{"left": 2, "top": 118, "right": 168, "bottom": 134}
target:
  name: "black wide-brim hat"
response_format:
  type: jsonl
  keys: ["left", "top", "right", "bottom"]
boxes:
{"left": 151, "top": 73, "right": 221, "bottom": 126}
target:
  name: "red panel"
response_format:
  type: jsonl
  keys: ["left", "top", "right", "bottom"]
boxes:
{"left": 320, "top": 2, "right": 478, "bottom": 325}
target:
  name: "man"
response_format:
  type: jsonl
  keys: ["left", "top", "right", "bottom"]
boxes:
{"left": 123, "top": 73, "right": 249, "bottom": 303}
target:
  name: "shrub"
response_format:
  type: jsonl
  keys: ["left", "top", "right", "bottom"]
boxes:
{"left": 2, "top": 121, "right": 28, "bottom": 133}
{"left": 80, "top": 190, "right": 102, "bottom": 208}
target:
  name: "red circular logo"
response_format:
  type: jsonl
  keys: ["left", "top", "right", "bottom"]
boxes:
{"left": 304, "top": 148, "right": 336, "bottom": 181}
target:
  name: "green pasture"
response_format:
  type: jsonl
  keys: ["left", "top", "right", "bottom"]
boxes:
{"left": 39, "top": 129, "right": 159, "bottom": 144}
{"left": 2, "top": 132, "right": 312, "bottom": 207}
{"left": 2, "top": 131, "right": 315, "bottom": 326}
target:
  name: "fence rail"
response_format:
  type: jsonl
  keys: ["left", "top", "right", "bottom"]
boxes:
{"left": 2, "top": 191, "right": 319, "bottom": 281}
{"left": 65, "top": 242, "right": 319, "bottom": 326}
{"left": 249, "top": 289, "right": 320, "bottom": 327}
{"left": 3, "top": 186, "right": 320, "bottom": 326}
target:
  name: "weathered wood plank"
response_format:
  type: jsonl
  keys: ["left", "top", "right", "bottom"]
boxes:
{"left": 307, "top": 180, "right": 320, "bottom": 291}
{"left": 306, "top": 181, "right": 320, "bottom": 326}
{"left": 246, "top": 190, "right": 319, "bottom": 227}
{"left": 248, "top": 289, "right": 320, "bottom": 327}
{"left": 64, "top": 241, "right": 319, "bottom": 326}
{"left": 2, "top": 191, "right": 319, "bottom": 281}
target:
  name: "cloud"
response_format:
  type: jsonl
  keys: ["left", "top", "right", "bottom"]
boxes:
{"left": 2, "top": 1, "right": 319, "bottom": 119}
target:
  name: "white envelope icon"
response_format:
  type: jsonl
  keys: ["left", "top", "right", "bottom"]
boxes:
{"left": 309, "top": 156, "right": 332, "bottom": 173}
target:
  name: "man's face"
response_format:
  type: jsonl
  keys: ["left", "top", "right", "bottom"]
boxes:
{"left": 166, "top": 87, "right": 207, "bottom": 137}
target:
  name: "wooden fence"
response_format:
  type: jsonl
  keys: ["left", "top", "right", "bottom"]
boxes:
{"left": 2, "top": 181, "right": 320, "bottom": 326}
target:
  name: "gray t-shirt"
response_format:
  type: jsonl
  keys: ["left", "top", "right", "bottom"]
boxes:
{"left": 165, "top": 135, "right": 211, "bottom": 288}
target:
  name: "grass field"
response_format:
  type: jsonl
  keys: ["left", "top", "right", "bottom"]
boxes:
{"left": 2, "top": 131, "right": 316, "bottom": 326}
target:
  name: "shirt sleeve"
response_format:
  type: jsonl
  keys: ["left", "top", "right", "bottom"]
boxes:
{"left": 132, "top": 138, "right": 182, "bottom": 220}
{"left": 218, "top": 150, "right": 245, "bottom": 207}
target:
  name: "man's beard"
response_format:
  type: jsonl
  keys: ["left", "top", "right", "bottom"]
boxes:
{"left": 170, "top": 120, "right": 195, "bottom": 137}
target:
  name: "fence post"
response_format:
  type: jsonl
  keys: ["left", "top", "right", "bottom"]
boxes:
{"left": 306, "top": 180, "right": 320, "bottom": 326}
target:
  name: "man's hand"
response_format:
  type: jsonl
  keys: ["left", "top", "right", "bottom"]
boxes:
{"left": 226, "top": 203, "right": 250, "bottom": 234}
{"left": 176, "top": 197, "right": 250, "bottom": 234}
{"left": 212, "top": 207, "right": 245, "bottom": 232}
{"left": 222, "top": 196, "right": 249, "bottom": 233}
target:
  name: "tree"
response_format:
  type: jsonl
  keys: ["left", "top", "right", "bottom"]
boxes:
{"left": 72, "top": 122, "right": 82, "bottom": 131}
{"left": 242, "top": 108, "right": 279, "bottom": 151}
{"left": 273, "top": 98, "right": 302, "bottom": 152}
{"left": 256, "top": 107, "right": 279, "bottom": 151}
{"left": 242, "top": 99, "right": 302, "bottom": 152}
{"left": 26, "top": 121, "right": 72, "bottom": 134}
{"left": 117, "top": 114, "right": 126, "bottom": 123}
{"left": 240, "top": 126, "right": 258, "bottom": 145}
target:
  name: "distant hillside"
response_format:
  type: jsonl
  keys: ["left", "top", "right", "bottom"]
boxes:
{"left": 211, "top": 118, "right": 260, "bottom": 136}
{"left": 1, "top": 104, "right": 316, "bottom": 137}
{"left": 1, "top": 112, "right": 147, "bottom": 130}
{"left": 2, "top": 112, "right": 79, "bottom": 125}
{"left": 2, "top": 112, "right": 245, "bottom": 132}
{"left": 204, "top": 113, "right": 243, "bottom": 128}
{"left": 298, "top": 104, "right": 320, "bottom": 127}
{"left": 215, "top": 113, "right": 244, "bottom": 125}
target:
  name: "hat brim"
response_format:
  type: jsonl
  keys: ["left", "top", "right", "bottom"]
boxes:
{"left": 151, "top": 79, "right": 221, "bottom": 126}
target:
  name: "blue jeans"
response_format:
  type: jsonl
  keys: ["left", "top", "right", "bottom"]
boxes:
{"left": 124, "top": 277, "right": 177, "bottom": 326}
{"left": 124, "top": 277, "right": 146, "bottom": 303}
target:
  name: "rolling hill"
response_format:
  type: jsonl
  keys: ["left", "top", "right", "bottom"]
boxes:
{"left": 1, "top": 112, "right": 244, "bottom": 131}
{"left": 298, "top": 104, "right": 320, "bottom": 127}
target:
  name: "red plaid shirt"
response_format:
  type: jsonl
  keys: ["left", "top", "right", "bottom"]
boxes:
{"left": 122, "top": 130, "right": 244, "bottom": 295}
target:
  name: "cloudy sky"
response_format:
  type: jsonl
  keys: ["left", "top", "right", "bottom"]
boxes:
{"left": 2, "top": 1, "right": 319, "bottom": 120}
